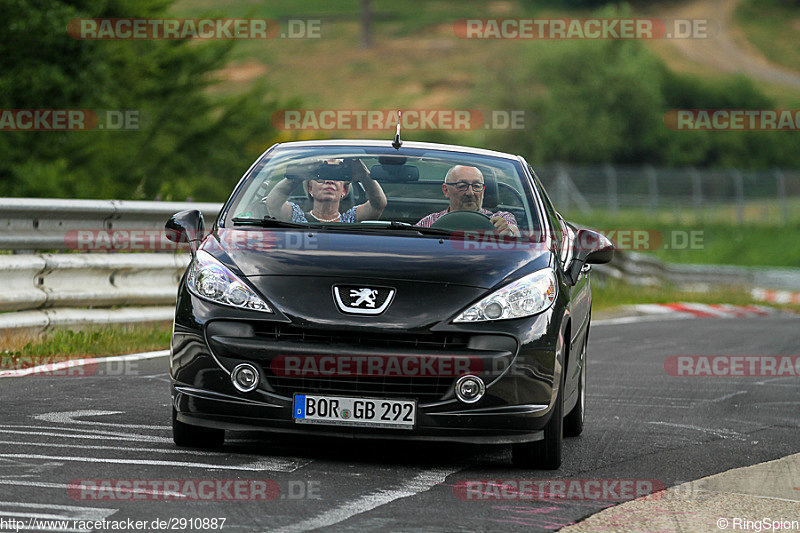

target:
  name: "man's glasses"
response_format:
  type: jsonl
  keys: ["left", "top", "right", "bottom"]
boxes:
{"left": 445, "top": 181, "right": 485, "bottom": 192}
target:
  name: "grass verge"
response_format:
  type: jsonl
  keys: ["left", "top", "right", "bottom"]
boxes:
{"left": 2, "top": 322, "right": 172, "bottom": 358}
{"left": 568, "top": 211, "right": 800, "bottom": 267}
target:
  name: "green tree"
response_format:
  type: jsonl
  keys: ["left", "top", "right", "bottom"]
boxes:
{"left": 0, "top": 0, "right": 283, "bottom": 201}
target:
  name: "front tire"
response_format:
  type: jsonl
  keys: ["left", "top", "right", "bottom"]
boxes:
{"left": 512, "top": 338, "right": 565, "bottom": 469}
{"left": 172, "top": 407, "right": 224, "bottom": 449}
{"left": 564, "top": 335, "right": 587, "bottom": 438}
{"left": 512, "top": 380, "right": 563, "bottom": 469}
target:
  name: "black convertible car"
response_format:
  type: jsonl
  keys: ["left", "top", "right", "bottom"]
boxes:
{"left": 166, "top": 139, "right": 612, "bottom": 469}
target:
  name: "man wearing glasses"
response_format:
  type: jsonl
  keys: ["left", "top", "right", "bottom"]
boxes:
{"left": 416, "top": 165, "right": 520, "bottom": 236}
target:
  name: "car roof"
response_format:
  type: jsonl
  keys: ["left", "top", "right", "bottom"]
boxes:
{"left": 271, "top": 139, "right": 521, "bottom": 161}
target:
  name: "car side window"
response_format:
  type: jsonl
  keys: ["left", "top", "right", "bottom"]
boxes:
{"left": 529, "top": 167, "right": 562, "bottom": 259}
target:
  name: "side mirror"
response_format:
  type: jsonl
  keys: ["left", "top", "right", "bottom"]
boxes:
{"left": 165, "top": 209, "right": 205, "bottom": 255}
{"left": 565, "top": 228, "right": 614, "bottom": 285}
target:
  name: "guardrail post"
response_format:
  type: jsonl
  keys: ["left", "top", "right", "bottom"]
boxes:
{"left": 604, "top": 164, "right": 618, "bottom": 214}
{"left": 731, "top": 169, "right": 744, "bottom": 225}
{"left": 645, "top": 165, "right": 658, "bottom": 211}
{"left": 690, "top": 167, "right": 703, "bottom": 222}
{"left": 774, "top": 168, "right": 788, "bottom": 225}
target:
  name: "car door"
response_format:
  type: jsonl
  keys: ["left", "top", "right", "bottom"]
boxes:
{"left": 528, "top": 167, "right": 590, "bottom": 399}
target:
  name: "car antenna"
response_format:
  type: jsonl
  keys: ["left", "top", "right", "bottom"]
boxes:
{"left": 391, "top": 110, "right": 403, "bottom": 150}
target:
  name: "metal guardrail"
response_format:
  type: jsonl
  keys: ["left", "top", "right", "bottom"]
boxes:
{"left": 0, "top": 198, "right": 221, "bottom": 251}
{"left": 0, "top": 198, "right": 210, "bottom": 332}
{"left": 2, "top": 248, "right": 796, "bottom": 333}
{"left": 0, "top": 307, "right": 176, "bottom": 333}
{"left": 1, "top": 198, "right": 797, "bottom": 333}
{"left": 592, "top": 252, "right": 800, "bottom": 291}
{"left": 0, "top": 253, "right": 190, "bottom": 313}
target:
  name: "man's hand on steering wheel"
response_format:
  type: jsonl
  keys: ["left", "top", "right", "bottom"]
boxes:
{"left": 491, "top": 216, "right": 519, "bottom": 237}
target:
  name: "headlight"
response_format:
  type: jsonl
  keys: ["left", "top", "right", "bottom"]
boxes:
{"left": 187, "top": 250, "right": 272, "bottom": 312}
{"left": 453, "top": 268, "right": 556, "bottom": 322}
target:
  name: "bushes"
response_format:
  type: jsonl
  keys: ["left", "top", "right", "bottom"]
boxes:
{"left": 488, "top": 6, "right": 800, "bottom": 168}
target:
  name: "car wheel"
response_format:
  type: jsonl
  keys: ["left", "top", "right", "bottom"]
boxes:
{"left": 172, "top": 407, "right": 224, "bottom": 448}
{"left": 564, "top": 335, "right": 587, "bottom": 438}
{"left": 512, "top": 345, "right": 565, "bottom": 470}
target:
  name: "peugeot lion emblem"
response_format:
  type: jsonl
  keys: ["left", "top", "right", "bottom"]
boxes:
{"left": 333, "top": 285, "right": 395, "bottom": 315}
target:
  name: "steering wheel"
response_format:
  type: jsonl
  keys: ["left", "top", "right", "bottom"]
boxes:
{"left": 429, "top": 210, "right": 496, "bottom": 231}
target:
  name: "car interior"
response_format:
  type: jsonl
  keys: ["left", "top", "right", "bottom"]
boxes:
{"left": 237, "top": 154, "right": 538, "bottom": 232}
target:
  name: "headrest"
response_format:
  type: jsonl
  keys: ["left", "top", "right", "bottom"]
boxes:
{"left": 369, "top": 164, "right": 420, "bottom": 182}
{"left": 477, "top": 166, "right": 499, "bottom": 209}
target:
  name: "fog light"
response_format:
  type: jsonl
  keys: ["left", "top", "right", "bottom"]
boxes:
{"left": 455, "top": 375, "right": 485, "bottom": 404}
{"left": 231, "top": 363, "right": 259, "bottom": 392}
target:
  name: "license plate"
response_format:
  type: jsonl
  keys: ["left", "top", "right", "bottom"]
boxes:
{"left": 293, "top": 394, "right": 416, "bottom": 429}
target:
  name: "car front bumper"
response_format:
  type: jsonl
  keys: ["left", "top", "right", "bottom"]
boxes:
{"left": 171, "top": 290, "right": 564, "bottom": 444}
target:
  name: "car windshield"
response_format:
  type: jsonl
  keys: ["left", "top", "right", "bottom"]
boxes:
{"left": 223, "top": 145, "right": 542, "bottom": 235}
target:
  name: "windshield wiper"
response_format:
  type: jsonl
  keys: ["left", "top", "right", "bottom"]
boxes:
{"left": 232, "top": 217, "right": 453, "bottom": 237}
{"left": 353, "top": 220, "right": 454, "bottom": 237}
{"left": 231, "top": 216, "right": 321, "bottom": 230}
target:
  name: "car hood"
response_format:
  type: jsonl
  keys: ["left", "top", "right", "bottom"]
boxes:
{"left": 206, "top": 228, "right": 552, "bottom": 290}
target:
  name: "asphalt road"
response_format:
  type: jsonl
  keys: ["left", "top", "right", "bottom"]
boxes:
{"left": 1, "top": 316, "right": 798, "bottom": 532}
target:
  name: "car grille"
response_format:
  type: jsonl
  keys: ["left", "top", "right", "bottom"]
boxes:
{"left": 268, "top": 375, "right": 451, "bottom": 402}
{"left": 254, "top": 324, "right": 469, "bottom": 402}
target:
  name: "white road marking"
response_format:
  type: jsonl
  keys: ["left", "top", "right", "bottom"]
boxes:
{"left": 0, "top": 440, "right": 311, "bottom": 471}
{"left": 0, "top": 500, "right": 114, "bottom": 515}
{"left": 0, "top": 426, "right": 172, "bottom": 443}
{"left": 594, "top": 313, "right": 693, "bottom": 327}
{"left": 0, "top": 500, "right": 116, "bottom": 533}
{"left": 0, "top": 479, "right": 90, "bottom": 489}
{"left": 0, "top": 455, "right": 62, "bottom": 473}
{"left": 0, "top": 350, "right": 168, "bottom": 378}
{"left": 34, "top": 410, "right": 171, "bottom": 430}
{"left": 0, "top": 453, "right": 302, "bottom": 472}
{"left": 0, "top": 515, "right": 90, "bottom": 533}
{"left": 707, "top": 391, "right": 748, "bottom": 403}
{"left": 0, "top": 439, "right": 220, "bottom": 455}
{"left": 648, "top": 421, "right": 747, "bottom": 441}
{"left": 271, "top": 468, "right": 459, "bottom": 533}
{"left": 0, "top": 478, "right": 186, "bottom": 499}
{"left": 754, "top": 376, "right": 800, "bottom": 385}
